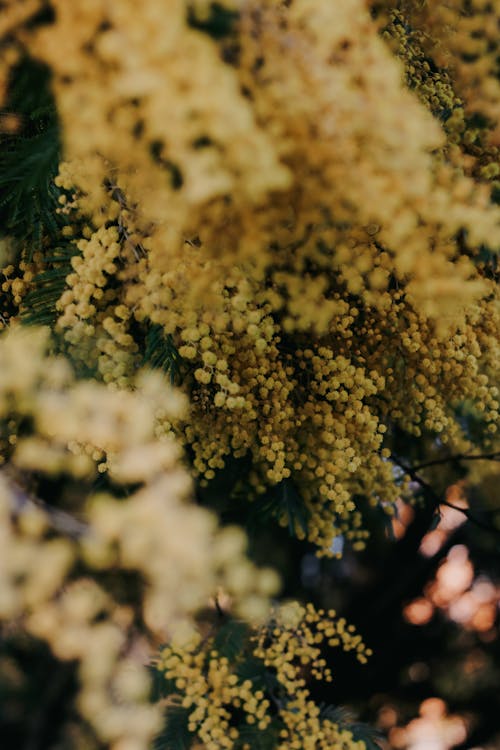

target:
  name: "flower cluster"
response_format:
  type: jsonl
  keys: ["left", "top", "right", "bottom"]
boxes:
{"left": 2, "top": 0, "right": 499, "bottom": 312}
{"left": 379, "top": 2, "right": 500, "bottom": 235}
{"left": 161, "top": 637, "right": 272, "bottom": 750}
{"left": 2, "top": 0, "right": 499, "bottom": 554}
{"left": 0, "top": 326, "right": 279, "bottom": 750}
{"left": 404, "top": 0, "right": 500, "bottom": 143}
{"left": 1, "top": 1, "right": 499, "bottom": 747}
{"left": 159, "top": 602, "right": 370, "bottom": 750}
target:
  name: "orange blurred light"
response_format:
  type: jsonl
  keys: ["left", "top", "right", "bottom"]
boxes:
{"left": 393, "top": 698, "right": 468, "bottom": 750}
{"left": 430, "top": 545, "right": 474, "bottom": 606}
{"left": 448, "top": 591, "right": 479, "bottom": 625}
{"left": 419, "top": 484, "right": 468, "bottom": 557}
{"left": 378, "top": 705, "right": 399, "bottom": 730}
{"left": 389, "top": 726, "right": 408, "bottom": 748}
{"left": 392, "top": 518, "right": 407, "bottom": 540}
{"left": 391, "top": 499, "right": 415, "bottom": 540}
{"left": 404, "top": 597, "right": 434, "bottom": 625}
{"left": 420, "top": 698, "right": 446, "bottom": 720}
{"left": 472, "top": 578, "right": 497, "bottom": 603}
{"left": 470, "top": 603, "right": 497, "bottom": 632}
{"left": 0, "top": 112, "right": 21, "bottom": 134}
{"left": 420, "top": 529, "right": 446, "bottom": 557}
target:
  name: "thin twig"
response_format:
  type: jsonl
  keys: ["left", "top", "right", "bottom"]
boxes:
{"left": 411, "top": 451, "right": 500, "bottom": 472}
{"left": 439, "top": 499, "right": 500, "bottom": 536}
{"left": 391, "top": 456, "right": 500, "bottom": 538}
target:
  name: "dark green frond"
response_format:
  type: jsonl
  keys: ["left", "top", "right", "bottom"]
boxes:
{"left": 234, "top": 720, "right": 280, "bottom": 750}
{"left": 320, "top": 704, "right": 355, "bottom": 725}
{"left": 251, "top": 479, "right": 310, "bottom": 538}
{"left": 236, "top": 658, "right": 277, "bottom": 693}
{"left": 213, "top": 620, "right": 249, "bottom": 663}
{"left": 154, "top": 705, "right": 194, "bottom": 750}
{"left": 320, "top": 705, "right": 385, "bottom": 750}
{"left": 0, "top": 57, "right": 63, "bottom": 257}
{"left": 349, "top": 723, "right": 385, "bottom": 750}
{"left": 21, "top": 243, "right": 77, "bottom": 327}
{"left": 143, "top": 324, "right": 182, "bottom": 384}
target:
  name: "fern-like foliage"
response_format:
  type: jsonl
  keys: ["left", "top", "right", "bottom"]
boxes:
{"left": 154, "top": 705, "right": 193, "bottom": 750}
{"left": 234, "top": 721, "right": 281, "bottom": 750}
{"left": 251, "top": 478, "right": 310, "bottom": 538}
{"left": 320, "top": 704, "right": 385, "bottom": 750}
{"left": 213, "top": 619, "right": 250, "bottom": 663}
{"left": 0, "top": 57, "right": 63, "bottom": 259}
{"left": 21, "top": 242, "right": 77, "bottom": 327}
{"left": 143, "top": 323, "right": 183, "bottom": 384}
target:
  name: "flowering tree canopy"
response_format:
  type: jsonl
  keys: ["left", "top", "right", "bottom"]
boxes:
{"left": 0, "top": 2, "right": 499, "bottom": 749}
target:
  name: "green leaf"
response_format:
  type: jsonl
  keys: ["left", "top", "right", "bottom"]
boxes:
{"left": 349, "top": 723, "right": 385, "bottom": 750}
{"left": 236, "top": 658, "right": 279, "bottom": 696}
{"left": 320, "top": 705, "right": 385, "bottom": 750}
{"left": 148, "top": 664, "right": 177, "bottom": 702}
{"left": 234, "top": 719, "right": 280, "bottom": 750}
{"left": 0, "top": 58, "right": 64, "bottom": 257}
{"left": 251, "top": 479, "right": 310, "bottom": 539}
{"left": 320, "top": 704, "right": 355, "bottom": 725}
{"left": 154, "top": 705, "right": 193, "bottom": 750}
{"left": 213, "top": 620, "right": 249, "bottom": 663}
{"left": 21, "top": 243, "right": 77, "bottom": 327}
{"left": 143, "top": 324, "right": 182, "bottom": 385}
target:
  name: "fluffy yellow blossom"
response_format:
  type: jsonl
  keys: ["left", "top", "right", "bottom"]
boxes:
{"left": 159, "top": 601, "right": 370, "bottom": 750}
{"left": 0, "top": 327, "right": 280, "bottom": 750}
{"left": 0, "top": 0, "right": 497, "bottom": 554}
{"left": 0, "top": 2, "right": 499, "bottom": 745}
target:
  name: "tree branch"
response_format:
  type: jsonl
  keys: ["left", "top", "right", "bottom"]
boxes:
{"left": 392, "top": 457, "right": 500, "bottom": 539}
{"left": 411, "top": 451, "right": 500, "bottom": 472}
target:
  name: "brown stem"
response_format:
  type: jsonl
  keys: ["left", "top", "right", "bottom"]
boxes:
{"left": 392, "top": 457, "right": 500, "bottom": 538}
{"left": 411, "top": 451, "right": 500, "bottom": 472}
